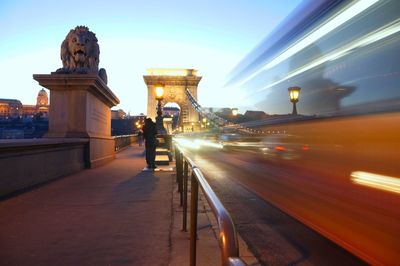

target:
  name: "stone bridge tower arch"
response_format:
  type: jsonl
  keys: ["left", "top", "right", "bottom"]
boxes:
{"left": 143, "top": 69, "right": 202, "bottom": 131}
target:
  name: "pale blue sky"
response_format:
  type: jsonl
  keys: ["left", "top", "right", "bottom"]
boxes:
{"left": 0, "top": 0, "right": 302, "bottom": 114}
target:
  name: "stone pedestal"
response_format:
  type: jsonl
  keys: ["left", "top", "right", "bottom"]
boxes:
{"left": 33, "top": 74, "right": 120, "bottom": 168}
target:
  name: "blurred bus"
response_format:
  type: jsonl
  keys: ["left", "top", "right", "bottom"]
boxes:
{"left": 226, "top": 0, "right": 400, "bottom": 264}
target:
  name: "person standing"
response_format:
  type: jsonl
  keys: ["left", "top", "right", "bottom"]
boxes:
{"left": 142, "top": 118, "right": 158, "bottom": 169}
{"left": 137, "top": 129, "right": 143, "bottom": 146}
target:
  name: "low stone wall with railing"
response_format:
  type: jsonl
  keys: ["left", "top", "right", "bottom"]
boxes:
{"left": 0, "top": 135, "right": 139, "bottom": 198}
{"left": 113, "top": 134, "right": 138, "bottom": 152}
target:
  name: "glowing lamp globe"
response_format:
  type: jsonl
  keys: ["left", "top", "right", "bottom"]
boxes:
{"left": 155, "top": 86, "right": 165, "bottom": 100}
{"left": 288, "top": 86, "right": 301, "bottom": 103}
{"left": 232, "top": 108, "right": 238, "bottom": 116}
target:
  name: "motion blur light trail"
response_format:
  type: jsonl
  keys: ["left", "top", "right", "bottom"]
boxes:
{"left": 224, "top": 0, "right": 400, "bottom": 263}
{"left": 256, "top": 19, "right": 400, "bottom": 93}
{"left": 174, "top": 138, "right": 200, "bottom": 149}
{"left": 237, "top": 0, "right": 381, "bottom": 87}
{"left": 194, "top": 139, "right": 224, "bottom": 149}
{"left": 173, "top": 137, "right": 223, "bottom": 150}
{"left": 351, "top": 171, "right": 400, "bottom": 194}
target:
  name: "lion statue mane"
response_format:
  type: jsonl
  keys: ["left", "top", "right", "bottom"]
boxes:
{"left": 56, "top": 26, "right": 107, "bottom": 84}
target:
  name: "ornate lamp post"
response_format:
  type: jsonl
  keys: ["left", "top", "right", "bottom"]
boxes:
{"left": 155, "top": 85, "right": 166, "bottom": 133}
{"left": 288, "top": 86, "right": 301, "bottom": 115}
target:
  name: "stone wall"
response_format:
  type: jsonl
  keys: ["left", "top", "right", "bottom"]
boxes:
{"left": 0, "top": 138, "right": 89, "bottom": 198}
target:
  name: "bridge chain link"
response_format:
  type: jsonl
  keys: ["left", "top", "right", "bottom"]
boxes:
{"left": 185, "top": 88, "right": 263, "bottom": 135}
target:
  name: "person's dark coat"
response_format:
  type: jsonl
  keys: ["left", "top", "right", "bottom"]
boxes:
{"left": 142, "top": 118, "right": 158, "bottom": 168}
{"left": 143, "top": 119, "right": 157, "bottom": 147}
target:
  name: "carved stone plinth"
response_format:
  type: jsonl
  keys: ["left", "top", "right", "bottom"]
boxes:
{"left": 33, "top": 74, "right": 120, "bottom": 167}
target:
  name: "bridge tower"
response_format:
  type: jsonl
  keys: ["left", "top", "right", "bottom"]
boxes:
{"left": 143, "top": 68, "right": 202, "bottom": 132}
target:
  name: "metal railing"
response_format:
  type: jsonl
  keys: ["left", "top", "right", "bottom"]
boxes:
{"left": 113, "top": 134, "right": 137, "bottom": 152}
{"left": 175, "top": 144, "right": 246, "bottom": 266}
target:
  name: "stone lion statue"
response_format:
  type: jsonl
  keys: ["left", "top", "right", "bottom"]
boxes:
{"left": 56, "top": 26, "right": 107, "bottom": 84}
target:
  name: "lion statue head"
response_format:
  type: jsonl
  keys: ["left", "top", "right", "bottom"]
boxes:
{"left": 56, "top": 26, "right": 107, "bottom": 84}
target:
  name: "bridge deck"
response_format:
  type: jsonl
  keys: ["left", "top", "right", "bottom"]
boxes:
{"left": 0, "top": 145, "right": 220, "bottom": 265}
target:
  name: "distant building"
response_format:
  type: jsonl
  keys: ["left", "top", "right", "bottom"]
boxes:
{"left": 163, "top": 106, "right": 180, "bottom": 117}
{"left": 111, "top": 109, "right": 127, "bottom": 119}
{"left": 111, "top": 113, "right": 146, "bottom": 136}
{"left": 133, "top": 114, "right": 146, "bottom": 127}
{"left": 243, "top": 110, "right": 268, "bottom": 120}
{"left": 0, "top": 89, "right": 49, "bottom": 120}
{"left": 0, "top": 99, "right": 23, "bottom": 119}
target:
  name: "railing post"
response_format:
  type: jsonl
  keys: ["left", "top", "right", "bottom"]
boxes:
{"left": 175, "top": 147, "right": 179, "bottom": 183}
{"left": 175, "top": 147, "right": 183, "bottom": 203}
{"left": 182, "top": 160, "right": 189, "bottom": 231}
{"left": 190, "top": 171, "right": 199, "bottom": 266}
{"left": 178, "top": 153, "right": 184, "bottom": 206}
{"left": 175, "top": 144, "right": 246, "bottom": 266}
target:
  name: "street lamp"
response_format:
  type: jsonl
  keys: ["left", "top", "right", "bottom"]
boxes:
{"left": 288, "top": 86, "right": 301, "bottom": 115}
{"left": 135, "top": 121, "right": 141, "bottom": 129}
{"left": 202, "top": 117, "right": 207, "bottom": 129}
{"left": 232, "top": 108, "right": 238, "bottom": 116}
{"left": 155, "top": 85, "right": 166, "bottom": 133}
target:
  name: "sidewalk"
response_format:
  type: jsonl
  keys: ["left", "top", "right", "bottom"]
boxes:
{"left": 0, "top": 145, "right": 224, "bottom": 265}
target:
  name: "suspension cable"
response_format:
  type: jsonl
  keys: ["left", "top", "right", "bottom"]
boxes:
{"left": 184, "top": 88, "right": 262, "bottom": 135}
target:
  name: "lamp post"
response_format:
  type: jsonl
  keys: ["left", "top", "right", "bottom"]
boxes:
{"left": 202, "top": 117, "right": 207, "bottom": 129}
{"left": 232, "top": 108, "right": 238, "bottom": 116}
{"left": 135, "top": 121, "right": 142, "bottom": 131}
{"left": 288, "top": 86, "right": 301, "bottom": 115}
{"left": 155, "top": 85, "right": 167, "bottom": 133}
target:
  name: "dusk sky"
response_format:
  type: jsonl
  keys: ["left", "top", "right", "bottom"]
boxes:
{"left": 0, "top": 0, "right": 302, "bottom": 114}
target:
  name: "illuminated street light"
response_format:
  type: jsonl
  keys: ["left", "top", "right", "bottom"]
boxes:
{"left": 155, "top": 85, "right": 164, "bottom": 100}
{"left": 155, "top": 85, "right": 166, "bottom": 133}
{"left": 232, "top": 108, "right": 238, "bottom": 116}
{"left": 288, "top": 86, "right": 301, "bottom": 115}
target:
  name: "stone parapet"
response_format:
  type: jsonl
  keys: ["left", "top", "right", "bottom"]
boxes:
{"left": 0, "top": 138, "right": 89, "bottom": 198}
{"left": 33, "top": 74, "right": 120, "bottom": 167}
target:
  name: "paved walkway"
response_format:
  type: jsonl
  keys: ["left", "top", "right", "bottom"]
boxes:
{"left": 0, "top": 145, "right": 222, "bottom": 265}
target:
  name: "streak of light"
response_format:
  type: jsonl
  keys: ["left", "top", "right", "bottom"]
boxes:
{"left": 351, "top": 171, "right": 400, "bottom": 194}
{"left": 194, "top": 139, "right": 224, "bottom": 149}
{"left": 275, "top": 146, "right": 285, "bottom": 151}
{"left": 223, "top": 141, "right": 266, "bottom": 149}
{"left": 174, "top": 138, "right": 223, "bottom": 150}
{"left": 236, "top": 0, "right": 381, "bottom": 87}
{"left": 174, "top": 138, "right": 200, "bottom": 150}
{"left": 302, "top": 145, "right": 310, "bottom": 151}
{"left": 256, "top": 19, "right": 400, "bottom": 93}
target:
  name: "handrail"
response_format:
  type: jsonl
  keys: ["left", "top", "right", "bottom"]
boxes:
{"left": 113, "top": 134, "right": 137, "bottom": 151}
{"left": 175, "top": 144, "right": 246, "bottom": 266}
